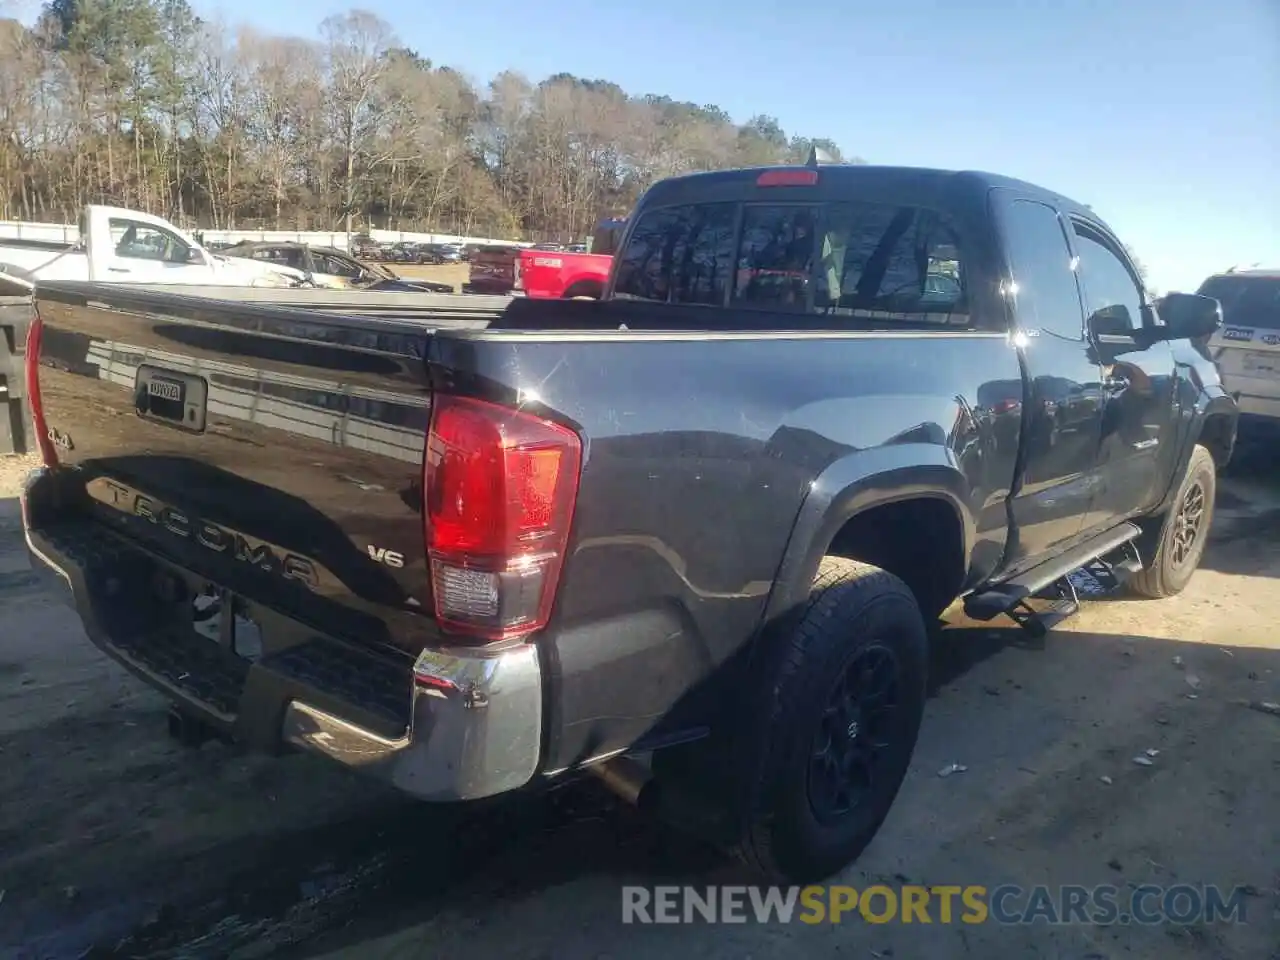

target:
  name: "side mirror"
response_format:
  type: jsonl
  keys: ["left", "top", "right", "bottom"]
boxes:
{"left": 1155, "top": 292, "right": 1222, "bottom": 340}
{"left": 1086, "top": 306, "right": 1137, "bottom": 339}
{"left": 187, "top": 247, "right": 206, "bottom": 265}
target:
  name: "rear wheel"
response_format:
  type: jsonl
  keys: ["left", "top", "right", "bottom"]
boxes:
{"left": 1129, "top": 443, "right": 1216, "bottom": 598}
{"left": 562, "top": 282, "right": 603, "bottom": 300}
{"left": 729, "top": 557, "right": 928, "bottom": 883}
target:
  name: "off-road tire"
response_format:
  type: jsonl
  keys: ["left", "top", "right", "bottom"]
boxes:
{"left": 1129, "top": 443, "right": 1216, "bottom": 598}
{"left": 730, "top": 557, "right": 928, "bottom": 883}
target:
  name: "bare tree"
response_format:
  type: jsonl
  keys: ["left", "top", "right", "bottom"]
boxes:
{"left": 321, "top": 9, "right": 394, "bottom": 237}
{"left": 241, "top": 29, "right": 322, "bottom": 225}
{"left": 1, "top": 2, "right": 852, "bottom": 240}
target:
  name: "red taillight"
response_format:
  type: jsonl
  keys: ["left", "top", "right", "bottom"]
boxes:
{"left": 424, "top": 395, "right": 581, "bottom": 641}
{"left": 756, "top": 169, "right": 819, "bottom": 187}
{"left": 24, "top": 310, "right": 57, "bottom": 467}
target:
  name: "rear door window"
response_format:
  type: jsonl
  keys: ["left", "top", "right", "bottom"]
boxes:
{"left": 1000, "top": 200, "right": 1085, "bottom": 342}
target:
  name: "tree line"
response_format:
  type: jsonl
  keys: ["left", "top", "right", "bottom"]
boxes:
{"left": 0, "top": 2, "right": 854, "bottom": 241}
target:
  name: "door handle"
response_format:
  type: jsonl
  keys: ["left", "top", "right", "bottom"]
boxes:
{"left": 107, "top": 267, "right": 131, "bottom": 273}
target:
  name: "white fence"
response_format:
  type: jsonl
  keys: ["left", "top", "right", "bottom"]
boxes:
{"left": 0, "top": 219, "right": 531, "bottom": 253}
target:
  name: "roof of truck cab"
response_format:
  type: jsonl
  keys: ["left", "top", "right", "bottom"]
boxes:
{"left": 637, "top": 163, "right": 1093, "bottom": 219}
{"left": 224, "top": 241, "right": 349, "bottom": 257}
{"left": 1214, "top": 268, "right": 1280, "bottom": 279}
{"left": 224, "top": 241, "right": 308, "bottom": 250}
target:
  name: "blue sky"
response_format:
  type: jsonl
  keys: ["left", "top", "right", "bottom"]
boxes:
{"left": 13, "top": 0, "right": 1278, "bottom": 292}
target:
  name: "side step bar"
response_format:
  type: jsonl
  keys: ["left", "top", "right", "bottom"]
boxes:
{"left": 964, "top": 522, "right": 1143, "bottom": 636}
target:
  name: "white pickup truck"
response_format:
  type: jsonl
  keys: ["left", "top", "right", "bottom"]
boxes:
{"left": 0, "top": 205, "right": 305, "bottom": 293}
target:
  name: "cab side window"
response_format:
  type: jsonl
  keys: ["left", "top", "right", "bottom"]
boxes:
{"left": 612, "top": 202, "right": 736, "bottom": 306}
{"left": 1001, "top": 200, "right": 1085, "bottom": 341}
{"left": 109, "top": 218, "right": 192, "bottom": 264}
{"left": 1072, "top": 226, "right": 1145, "bottom": 333}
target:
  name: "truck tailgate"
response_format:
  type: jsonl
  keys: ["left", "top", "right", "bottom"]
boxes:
{"left": 28, "top": 282, "right": 440, "bottom": 660}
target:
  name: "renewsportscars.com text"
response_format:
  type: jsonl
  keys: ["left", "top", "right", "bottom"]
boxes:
{"left": 621, "top": 884, "right": 1250, "bottom": 926}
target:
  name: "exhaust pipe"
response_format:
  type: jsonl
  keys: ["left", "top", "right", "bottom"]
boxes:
{"left": 589, "top": 754, "right": 737, "bottom": 849}
{"left": 589, "top": 755, "right": 655, "bottom": 808}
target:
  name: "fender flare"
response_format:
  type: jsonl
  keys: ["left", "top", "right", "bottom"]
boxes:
{"left": 761, "top": 444, "right": 976, "bottom": 626}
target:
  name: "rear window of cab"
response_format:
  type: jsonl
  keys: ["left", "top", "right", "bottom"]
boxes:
{"left": 611, "top": 198, "right": 968, "bottom": 327}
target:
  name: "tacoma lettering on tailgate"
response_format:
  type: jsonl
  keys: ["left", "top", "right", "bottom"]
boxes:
{"left": 87, "top": 477, "right": 322, "bottom": 589}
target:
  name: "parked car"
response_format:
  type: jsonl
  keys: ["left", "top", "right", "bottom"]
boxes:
{"left": 350, "top": 235, "right": 381, "bottom": 260}
{"left": 21, "top": 160, "right": 1235, "bottom": 886}
{"left": 221, "top": 241, "right": 453, "bottom": 292}
{"left": 1195, "top": 268, "right": 1280, "bottom": 437}
{"left": 382, "top": 242, "right": 415, "bottom": 263}
{"left": 463, "top": 244, "right": 525, "bottom": 294}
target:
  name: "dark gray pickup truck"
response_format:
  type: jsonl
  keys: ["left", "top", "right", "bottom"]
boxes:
{"left": 19, "top": 162, "right": 1237, "bottom": 883}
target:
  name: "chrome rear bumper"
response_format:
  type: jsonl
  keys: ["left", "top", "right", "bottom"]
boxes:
{"left": 21, "top": 465, "right": 544, "bottom": 802}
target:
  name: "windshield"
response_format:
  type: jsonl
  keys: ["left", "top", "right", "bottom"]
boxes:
{"left": 1197, "top": 274, "right": 1280, "bottom": 330}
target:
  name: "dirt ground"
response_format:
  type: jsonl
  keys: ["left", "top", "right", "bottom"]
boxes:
{"left": 0, "top": 445, "right": 1277, "bottom": 960}
{"left": 379, "top": 262, "right": 472, "bottom": 292}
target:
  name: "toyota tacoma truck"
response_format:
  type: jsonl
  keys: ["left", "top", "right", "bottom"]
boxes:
{"left": 19, "top": 162, "right": 1236, "bottom": 884}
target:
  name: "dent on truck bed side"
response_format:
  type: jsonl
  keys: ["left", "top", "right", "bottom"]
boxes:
{"left": 430, "top": 329, "right": 1024, "bottom": 770}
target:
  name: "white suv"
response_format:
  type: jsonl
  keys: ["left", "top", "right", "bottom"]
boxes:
{"left": 1198, "top": 268, "right": 1280, "bottom": 435}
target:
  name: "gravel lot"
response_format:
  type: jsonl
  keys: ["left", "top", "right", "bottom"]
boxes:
{"left": 0, "top": 446, "right": 1277, "bottom": 960}
{"left": 381, "top": 262, "right": 471, "bottom": 291}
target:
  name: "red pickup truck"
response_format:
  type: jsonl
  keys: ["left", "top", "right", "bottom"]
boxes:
{"left": 464, "top": 218, "right": 626, "bottom": 298}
